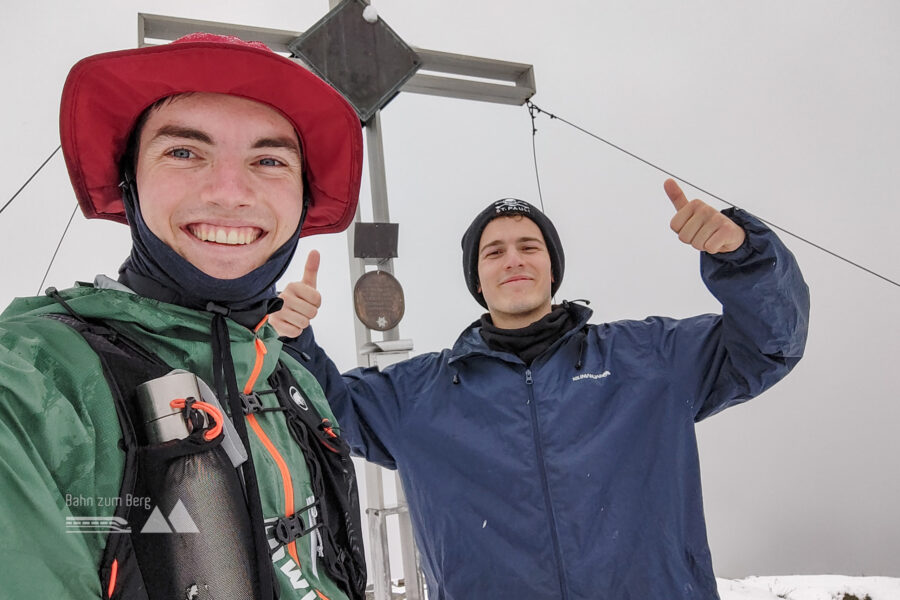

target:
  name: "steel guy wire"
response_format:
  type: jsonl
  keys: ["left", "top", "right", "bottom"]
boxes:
{"left": 526, "top": 101, "right": 898, "bottom": 289}
{"left": 0, "top": 145, "right": 61, "bottom": 216}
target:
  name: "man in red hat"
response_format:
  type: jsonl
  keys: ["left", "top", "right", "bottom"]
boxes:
{"left": 274, "top": 182, "right": 810, "bottom": 599}
{"left": 0, "top": 34, "right": 365, "bottom": 599}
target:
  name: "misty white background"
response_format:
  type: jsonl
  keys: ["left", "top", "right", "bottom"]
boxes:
{"left": 1, "top": 0, "right": 898, "bottom": 581}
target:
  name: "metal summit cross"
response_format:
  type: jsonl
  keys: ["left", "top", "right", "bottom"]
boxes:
{"left": 137, "top": 6, "right": 535, "bottom": 599}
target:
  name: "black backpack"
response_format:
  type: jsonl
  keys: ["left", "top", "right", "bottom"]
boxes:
{"left": 48, "top": 312, "right": 366, "bottom": 600}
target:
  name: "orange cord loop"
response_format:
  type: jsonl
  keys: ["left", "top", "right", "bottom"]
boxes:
{"left": 169, "top": 397, "right": 224, "bottom": 441}
{"left": 320, "top": 418, "right": 338, "bottom": 439}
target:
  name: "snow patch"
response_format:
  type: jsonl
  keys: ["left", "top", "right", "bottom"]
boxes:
{"left": 718, "top": 575, "right": 900, "bottom": 600}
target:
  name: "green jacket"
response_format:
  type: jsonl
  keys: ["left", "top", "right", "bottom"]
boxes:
{"left": 0, "top": 283, "right": 349, "bottom": 600}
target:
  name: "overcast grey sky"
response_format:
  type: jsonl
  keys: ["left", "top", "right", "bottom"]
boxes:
{"left": 1, "top": 0, "right": 898, "bottom": 579}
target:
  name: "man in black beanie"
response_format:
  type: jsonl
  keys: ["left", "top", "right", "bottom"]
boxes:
{"left": 276, "top": 178, "right": 810, "bottom": 600}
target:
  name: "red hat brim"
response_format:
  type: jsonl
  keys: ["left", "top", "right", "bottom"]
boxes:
{"left": 59, "top": 37, "right": 362, "bottom": 237}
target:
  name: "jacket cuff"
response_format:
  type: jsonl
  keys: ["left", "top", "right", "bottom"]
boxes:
{"left": 704, "top": 207, "right": 766, "bottom": 263}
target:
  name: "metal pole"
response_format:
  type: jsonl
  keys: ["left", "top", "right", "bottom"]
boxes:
{"left": 364, "top": 111, "right": 400, "bottom": 343}
{"left": 394, "top": 481, "right": 424, "bottom": 600}
{"left": 365, "top": 468, "right": 391, "bottom": 600}
{"left": 346, "top": 207, "right": 373, "bottom": 366}
{"left": 355, "top": 108, "right": 425, "bottom": 600}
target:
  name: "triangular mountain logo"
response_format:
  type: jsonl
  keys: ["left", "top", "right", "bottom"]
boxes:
{"left": 167, "top": 500, "right": 200, "bottom": 533}
{"left": 140, "top": 500, "right": 199, "bottom": 534}
{"left": 141, "top": 506, "right": 172, "bottom": 533}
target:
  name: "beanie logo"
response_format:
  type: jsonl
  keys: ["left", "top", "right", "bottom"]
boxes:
{"left": 493, "top": 198, "right": 531, "bottom": 215}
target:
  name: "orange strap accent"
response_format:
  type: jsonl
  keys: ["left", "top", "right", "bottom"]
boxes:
{"left": 253, "top": 314, "right": 269, "bottom": 333}
{"left": 243, "top": 338, "right": 268, "bottom": 394}
{"left": 321, "top": 419, "right": 338, "bottom": 439}
{"left": 107, "top": 558, "right": 118, "bottom": 598}
{"left": 315, "top": 590, "right": 332, "bottom": 600}
{"left": 169, "top": 398, "right": 224, "bottom": 441}
{"left": 318, "top": 418, "right": 341, "bottom": 453}
{"left": 246, "top": 413, "right": 301, "bottom": 565}
{"left": 243, "top": 335, "right": 303, "bottom": 564}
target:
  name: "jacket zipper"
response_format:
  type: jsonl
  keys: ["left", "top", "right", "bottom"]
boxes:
{"left": 243, "top": 337, "right": 303, "bottom": 567}
{"left": 525, "top": 368, "right": 569, "bottom": 599}
{"left": 245, "top": 332, "right": 332, "bottom": 598}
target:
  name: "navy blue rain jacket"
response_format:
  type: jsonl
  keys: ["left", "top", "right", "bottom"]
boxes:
{"left": 288, "top": 209, "right": 810, "bottom": 600}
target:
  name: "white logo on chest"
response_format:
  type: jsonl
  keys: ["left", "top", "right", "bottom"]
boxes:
{"left": 572, "top": 370, "right": 611, "bottom": 382}
{"left": 289, "top": 386, "right": 309, "bottom": 410}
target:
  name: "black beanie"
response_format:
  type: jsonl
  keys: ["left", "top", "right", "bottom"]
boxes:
{"left": 461, "top": 198, "right": 565, "bottom": 308}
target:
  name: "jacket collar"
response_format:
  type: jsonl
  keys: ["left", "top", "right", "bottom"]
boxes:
{"left": 5, "top": 284, "right": 284, "bottom": 385}
{"left": 447, "top": 301, "right": 593, "bottom": 365}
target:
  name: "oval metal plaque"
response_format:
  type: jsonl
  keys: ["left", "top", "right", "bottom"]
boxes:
{"left": 353, "top": 270, "right": 405, "bottom": 331}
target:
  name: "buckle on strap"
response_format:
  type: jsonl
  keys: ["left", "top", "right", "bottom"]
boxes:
{"left": 273, "top": 505, "right": 321, "bottom": 545}
{"left": 240, "top": 392, "right": 263, "bottom": 414}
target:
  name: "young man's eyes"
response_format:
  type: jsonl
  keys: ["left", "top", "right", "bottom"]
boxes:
{"left": 481, "top": 245, "right": 544, "bottom": 259}
{"left": 483, "top": 244, "right": 543, "bottom": 258}
{"left": 164, "top": 149, "right": 290, "bottom": 168}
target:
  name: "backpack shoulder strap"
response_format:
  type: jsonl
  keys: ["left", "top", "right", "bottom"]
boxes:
{"left": 44, "top": 313, "right": 171, "bottom": 599}
{"left": 267, "top": 359, "right": 367, "bottom": 600}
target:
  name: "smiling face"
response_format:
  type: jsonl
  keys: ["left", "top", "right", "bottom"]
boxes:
{"left": 477, "top": 215, "right": 554, "bottom": 329}
{"left": 135, "top": 93, "right": 304, "bottom": 279}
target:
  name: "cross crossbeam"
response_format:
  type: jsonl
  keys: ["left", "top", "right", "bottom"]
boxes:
{"left": 139, "top": 13, "right": 535, "bottom": 106}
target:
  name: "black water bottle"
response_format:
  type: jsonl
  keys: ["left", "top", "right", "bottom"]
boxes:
{"left": 135, "top": 371, "right": 263, "bottom": 600}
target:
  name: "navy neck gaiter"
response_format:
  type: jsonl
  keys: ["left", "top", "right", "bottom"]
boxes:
{"left": 117, "top": 175, "right": 302, "bottom": 328}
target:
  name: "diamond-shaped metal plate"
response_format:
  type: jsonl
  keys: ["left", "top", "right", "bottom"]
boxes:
{"left": 289, "top": 0, "right": 421, "bottom": 122}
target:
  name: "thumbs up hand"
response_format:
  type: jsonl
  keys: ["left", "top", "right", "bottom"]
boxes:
{"left": 665, "top": 179, "right": 745, "bottom": 254}
{"left": 269, "top": 250, "right": 322, "bottom": 338}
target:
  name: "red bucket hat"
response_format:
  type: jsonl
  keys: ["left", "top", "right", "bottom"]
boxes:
{"left": 59, "top": 33, "right": 362, "bottom": 237}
